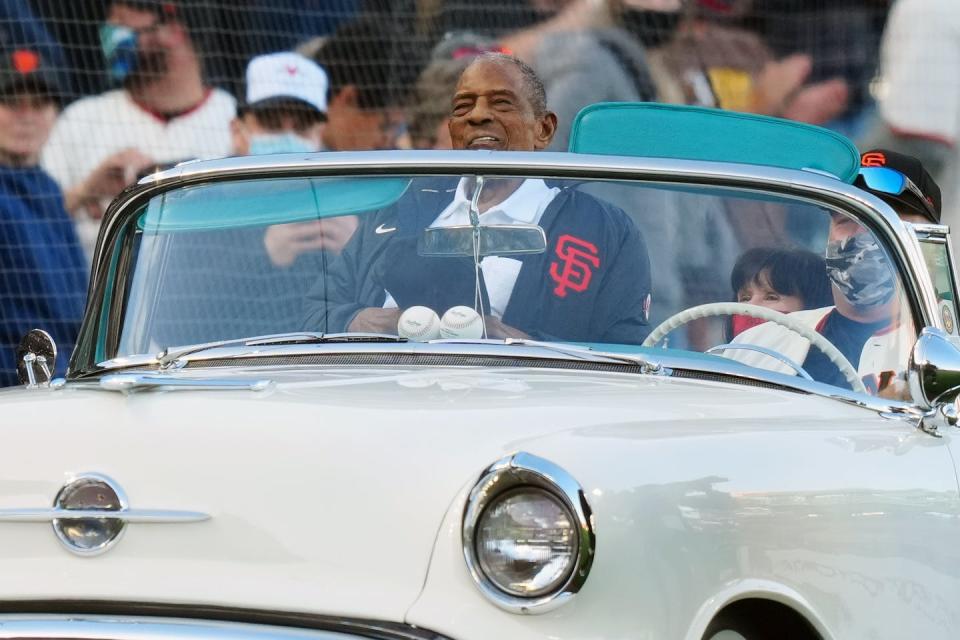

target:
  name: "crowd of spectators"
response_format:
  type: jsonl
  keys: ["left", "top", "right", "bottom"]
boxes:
{"left": 0, "top": 0, "right": 954, "bottom": 385}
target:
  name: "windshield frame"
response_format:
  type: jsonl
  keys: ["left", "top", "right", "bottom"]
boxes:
{"left": 70, "top": 150, "right": 943, "bottom": 383}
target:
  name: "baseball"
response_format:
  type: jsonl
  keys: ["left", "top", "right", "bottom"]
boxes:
{"left": 440, "top": 305, "right": 484, "bottom": 339}
{"left": 397, "top": 306, "right": 441, "bottom": 341}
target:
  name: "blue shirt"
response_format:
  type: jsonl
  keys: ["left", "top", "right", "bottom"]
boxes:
{"left": 801, "top": 309, "right": 888, "bottom": 389}
{"left": 0, "top": 166, "right": 87, "bottom": 386}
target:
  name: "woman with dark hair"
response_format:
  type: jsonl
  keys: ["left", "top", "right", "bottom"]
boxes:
{"left": 729, "top": 246, "right": 833, "bottom": 337}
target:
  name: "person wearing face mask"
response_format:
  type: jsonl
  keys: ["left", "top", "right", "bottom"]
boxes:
{"left": 230, "top": 53, "right": 327, "bottom": 157}
{"left": 231, "top": 52, "right": 358, "bottom": 265}
{"left": 40, "top": 0, "right": 236, "bottom": 259}
{"left": 728, "top": 216, "right": 911, "bottom": 396}
{"left": 729, "top": 158, "right": 942, "bottom": 396}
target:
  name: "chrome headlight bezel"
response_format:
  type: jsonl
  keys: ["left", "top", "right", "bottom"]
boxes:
{"left": 461, "top": 452, "right": 595, "bottom": 614}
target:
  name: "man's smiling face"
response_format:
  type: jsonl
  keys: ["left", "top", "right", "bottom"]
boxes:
{"left": 448, "top": 59, "right": 556, "bottom": 151}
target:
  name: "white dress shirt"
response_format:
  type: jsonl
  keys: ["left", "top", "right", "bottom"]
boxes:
{"left": 384, "top": 178, "right": 559, "bottom": 317}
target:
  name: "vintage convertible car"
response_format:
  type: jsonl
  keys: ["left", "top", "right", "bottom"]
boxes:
{"left": 2, "top": 105, "right": 960, "bottom": 640}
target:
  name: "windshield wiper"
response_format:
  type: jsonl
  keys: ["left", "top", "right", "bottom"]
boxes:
{"left": 157, "top": 332, "right": 407, "bottom": 369}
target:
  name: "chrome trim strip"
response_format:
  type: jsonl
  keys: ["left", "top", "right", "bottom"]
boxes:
{"left": 0, "top": 614, "right": 379, "bottom": 639}
{"left": 99, "top": 373, "right": 272, "bottom": 392}
{"left": 461, "top": 451, "right": 595, "bottom": 614}
{"left": 0, "top": 508, "right": 209, "bottom": 523}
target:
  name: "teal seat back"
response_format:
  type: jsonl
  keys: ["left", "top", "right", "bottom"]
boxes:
{"left": 568, "top": 103, "right": 860, "bottom": 183}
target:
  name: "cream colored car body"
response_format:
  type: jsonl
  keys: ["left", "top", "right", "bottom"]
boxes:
{"left": 0, "top": 364, "right": 957, "bottom": 639}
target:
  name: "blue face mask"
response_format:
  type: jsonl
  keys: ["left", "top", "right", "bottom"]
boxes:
{"left": 99, "top": 24, "right": 138, "bottom": 84}
{"left": 248, "top": 132, "right": 320, "bottom": 155}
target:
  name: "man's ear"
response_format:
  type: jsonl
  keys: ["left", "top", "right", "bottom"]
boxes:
{"left": 534, "top": 111, "right": 558, "bottom": 150}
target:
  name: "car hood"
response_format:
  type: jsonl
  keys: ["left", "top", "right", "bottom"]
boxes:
{"left": 0, "top": 366, "right": 878, "bottom": 619}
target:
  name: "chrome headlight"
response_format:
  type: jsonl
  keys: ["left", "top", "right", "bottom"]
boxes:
{"left": 462, "top": 452, "right": 595, "bottom": 613}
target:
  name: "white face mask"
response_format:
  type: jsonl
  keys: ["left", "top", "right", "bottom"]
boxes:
{"left": 248, "top": 132, "right": 320, "bottom": 155}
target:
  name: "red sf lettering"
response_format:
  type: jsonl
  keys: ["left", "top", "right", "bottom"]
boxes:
{"left": 549, "top": 234, "right": 600, "bottom": 298}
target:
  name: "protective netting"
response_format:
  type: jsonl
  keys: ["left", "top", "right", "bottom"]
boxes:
{"left": 1, "top": 0, "right": 957, "bottom": 386}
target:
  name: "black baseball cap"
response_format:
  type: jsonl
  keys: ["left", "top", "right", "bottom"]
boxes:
{"left": 856, "top": 148, "right": 942, "bottom": 223}
{"left": 0, "top": 48, "right": 62, "bottom": 102}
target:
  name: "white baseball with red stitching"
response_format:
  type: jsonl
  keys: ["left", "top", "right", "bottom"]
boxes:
{"left": 397, "top": 306, "right": 441, "bottom": 341}
{"left": 440, "top": 306, "right": 484, "bottom": 339}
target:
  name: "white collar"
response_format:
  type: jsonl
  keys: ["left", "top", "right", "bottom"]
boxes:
{"left": 436, "top": 178, "right": 557, "bottom": 224}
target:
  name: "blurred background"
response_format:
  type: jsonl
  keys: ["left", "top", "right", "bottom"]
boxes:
{"left": 1, "top": 0, "right": 958, "bottom": 384}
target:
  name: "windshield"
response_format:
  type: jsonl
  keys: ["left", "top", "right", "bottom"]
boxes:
{"left": 108, "top": 174, "right": 916, "bottom": 396}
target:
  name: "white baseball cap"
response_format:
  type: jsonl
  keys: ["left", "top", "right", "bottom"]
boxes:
{"left": 244, "top": 52, "right": 328, "bottom": 117}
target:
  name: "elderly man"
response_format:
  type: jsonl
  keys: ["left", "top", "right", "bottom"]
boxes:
{"left": 304, "top": 53, "right": 652, "bottom": 344}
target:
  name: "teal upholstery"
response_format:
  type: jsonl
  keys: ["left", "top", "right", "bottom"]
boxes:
{"left": 568, "top": 102, "right": 861, "bottom": 183}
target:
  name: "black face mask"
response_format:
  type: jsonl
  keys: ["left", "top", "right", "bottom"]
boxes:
{"left": 620, "top": 9, "right": 683, "bottom": 49}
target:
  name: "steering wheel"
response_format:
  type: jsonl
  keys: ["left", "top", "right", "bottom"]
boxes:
{"left": 641, "top": 302, "right": 866, "bottom": 394}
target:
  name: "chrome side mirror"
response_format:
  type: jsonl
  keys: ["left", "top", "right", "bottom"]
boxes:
{"left": 419, "top": 224, "right": 547, "bottom": 259}
{"left": 908, "top": 327, "right": 960, "bottom": 408}
{"left": 16, "top": 329, "right": 57, "bottom": 388}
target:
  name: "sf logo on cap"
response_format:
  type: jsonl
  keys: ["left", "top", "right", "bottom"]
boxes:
{"left": 861, "top": 152, "right": 887, "bottom": 167}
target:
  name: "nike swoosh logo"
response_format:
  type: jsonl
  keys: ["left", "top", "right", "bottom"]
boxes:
{"left": 375, "top": 224, "right": 397, "bottom": 235}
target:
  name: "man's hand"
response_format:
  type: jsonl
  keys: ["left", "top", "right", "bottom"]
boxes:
{"left": 264, "top": 216, "right": 360, "bottom": 267}
{"left": 483, "top": 315, "right": 530, "bottom": 339}
{"left": 348, "top": 307, "right": 403, "bottom": 333}
{"left": 65, "top": 148, "right": 156, "bottom": 217}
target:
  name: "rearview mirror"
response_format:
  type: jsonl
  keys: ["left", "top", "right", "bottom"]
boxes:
{"left": 419, "top": 224, "right": 547, "bottom": 259}
{"left": 909, "top": 327, "right": 960, "bottom": 408}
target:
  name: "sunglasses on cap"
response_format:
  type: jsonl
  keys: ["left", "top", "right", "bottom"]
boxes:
{"left": 857, "top": 166, "right": 938, "bottom": 221}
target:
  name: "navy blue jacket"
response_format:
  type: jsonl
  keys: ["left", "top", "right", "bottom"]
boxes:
{"left": 304, "top": 180, "right": 651, "bottom": 345}
{"left": 0, "top": 166, "right": 87, "bottom": 386}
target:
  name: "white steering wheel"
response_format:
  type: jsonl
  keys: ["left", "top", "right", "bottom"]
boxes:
{"left": 642, "top": 302, "right": 866, "bottom": 394}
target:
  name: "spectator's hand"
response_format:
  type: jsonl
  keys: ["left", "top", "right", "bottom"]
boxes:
{"left": 483, "top": 315, "right": 530, "bottom": 340}
{"left": 752, "top": 54, "right": 812, "bottom": 116}
{"left": 348, "top": 307, "right": 403, "bottom": 333}
{"left": 781, "top": 78, "right": 849, "bottom": 125}
{"left": 317, "top": 215, "right": 359, "bottom": 254}
{"left": 67, "top": 148, "right": 155, "bottom": 218}
{"left": 752, "top": 53, "right": 849, "bottom": 125}
{"left": 264, "top": 216, "right": 359, "bottom": 267}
